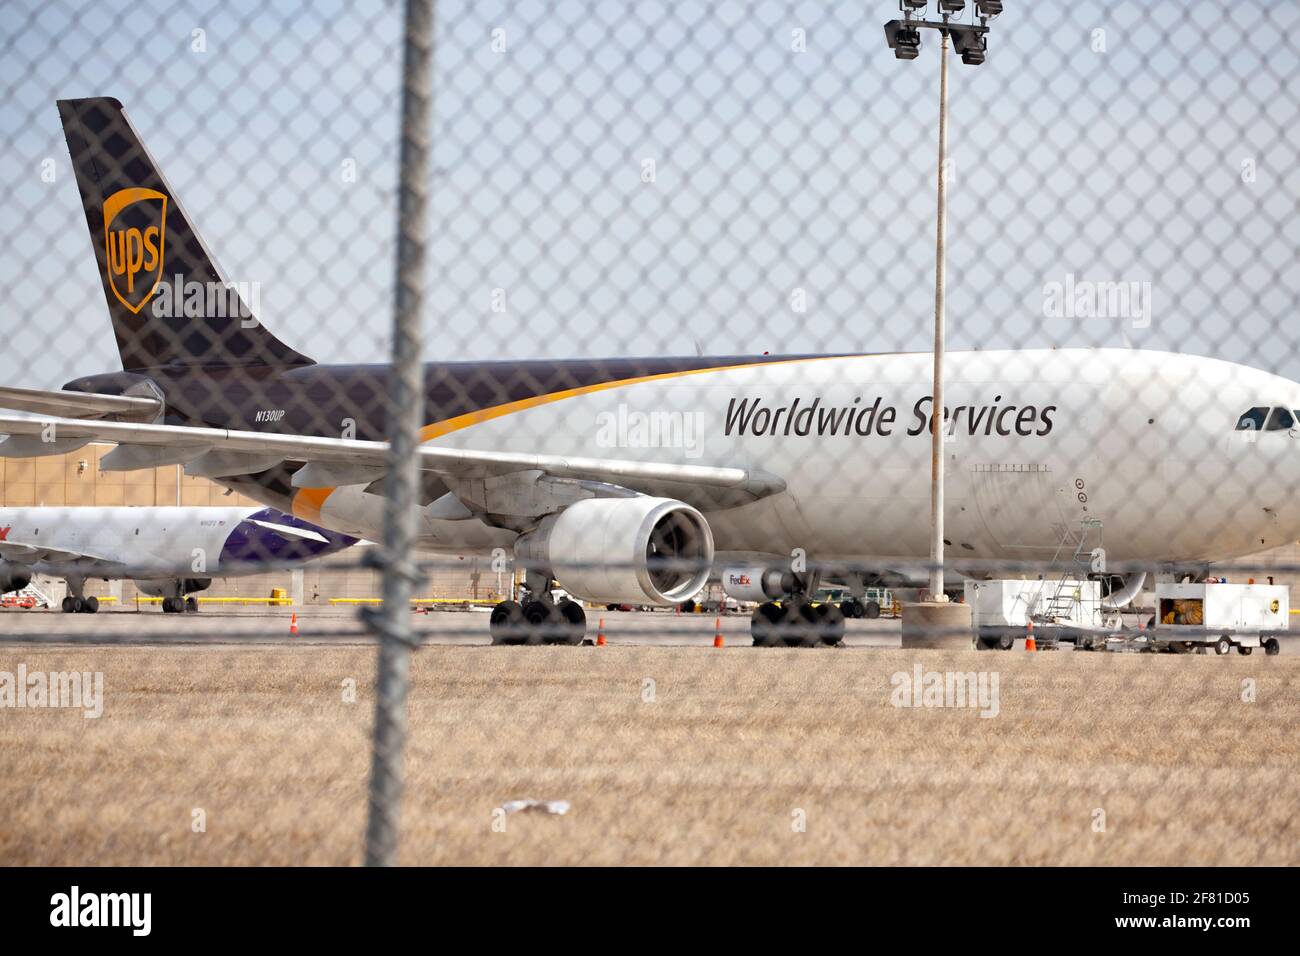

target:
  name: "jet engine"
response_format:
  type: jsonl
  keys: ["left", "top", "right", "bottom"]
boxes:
{"left": 515, "top": 497, "right": 713, "bottom": 606}
{"left": 719, "top": 565, "right": 791, "bottom": 603}
{"left": 134, "top": 577, "right": 213, "bottom": 598}
{"left": 0, "top": 560, "right": 33, "bottom": 594}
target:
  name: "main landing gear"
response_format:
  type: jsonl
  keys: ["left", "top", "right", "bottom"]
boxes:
{"left": 747, "top": 569, "right": 863, "bottom": 647}
{"left": 750, "top": 595, "right": 846, "bottom": 647}
{"left": 61, "top": 595, "right": 99, "bottom": 614}
{"left": 60, "top": 577, "right": 98, "bottom": 613}
{"left": 838, "top": 597, "right": 881, "bottom": 620}
{"left": 161, "top": 596, "right": 199, "bottom": 613}
{"left": 489, "top": 572, "right": 587, "bottom": 645}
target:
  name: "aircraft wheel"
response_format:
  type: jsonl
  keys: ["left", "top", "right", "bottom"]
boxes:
{"left": 998, "top": 632, "right": 1015, "bottom": 651}
{"left": 61, "top": 596, "right": 76, "bottom": 613}
{"left": 751, "top": 602, "right": 783, "bottom": 647}
{"left": 1214, "top": 636, "right": 1232, "bottom": 656}
{"left": 779, "top": 598, "right": 820, "bottom": 647}
{"left": 556, "top": 599, "right": 587, "bottom": 645}
{"left": 814, "top": 602, "right": 845, "bottom": 645}
{"left": 864, "top": 600, "right": 881, "bottom": 619}
{"left": 489, "top": 600, "right": 525, "bottom": 645}
{"left": 521, "top": 599, "right": 559, "bottom": 645}
{"left": 1237, "top": 645, "right": 1253, "bottom": 656}
{"left": 185, "top": 596, "right": 199, "bottom": 613}
{"left": 1263, "top": 638, "right": 1280, "bottom": 656}
{"left": 82, "top": 596, "right": 99, "bottom": 614}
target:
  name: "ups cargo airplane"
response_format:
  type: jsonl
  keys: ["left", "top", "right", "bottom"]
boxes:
{"left": 2, "top": 97, "right": 1298, "bottom": 645}
{"left": 0, "top": 506, "right": 354, "bottom": 612}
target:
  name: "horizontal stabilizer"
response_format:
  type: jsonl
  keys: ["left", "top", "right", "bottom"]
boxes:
{"left": 0, "top": 385, "right": 160, "bottom": 421}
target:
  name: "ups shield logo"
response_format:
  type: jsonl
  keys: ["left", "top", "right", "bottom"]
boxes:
{"left": 103, "top": 187, "right": 167, "bottom": 313}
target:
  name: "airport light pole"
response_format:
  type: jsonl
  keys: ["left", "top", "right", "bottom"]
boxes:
{"left": 883, "top": 1, "right": 997, "bottom": 601}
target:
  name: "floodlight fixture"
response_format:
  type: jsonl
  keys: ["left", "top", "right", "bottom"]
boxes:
{"left": 884, "top": 20, "right": 923, "bottom": 59}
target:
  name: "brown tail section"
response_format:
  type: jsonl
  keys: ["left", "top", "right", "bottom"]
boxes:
{"left": 57, "top": 97, "right": 313, "bottom": 371}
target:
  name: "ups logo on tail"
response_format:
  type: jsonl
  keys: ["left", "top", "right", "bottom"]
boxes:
{"left": 102, "top": 187, "right": 167, "bottom": 313}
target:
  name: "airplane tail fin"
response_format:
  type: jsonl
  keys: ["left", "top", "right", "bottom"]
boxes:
{"left": 57, "top": 97, "right": 313, "bottom": 371}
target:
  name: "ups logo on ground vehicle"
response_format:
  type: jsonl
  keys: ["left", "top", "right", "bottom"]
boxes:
{"left": 103, "top": 186, "right": 167, "bottom": 313}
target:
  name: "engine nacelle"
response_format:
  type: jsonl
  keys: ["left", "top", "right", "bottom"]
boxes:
{"left": 0, "top": 560, "right": 33, "bottom": 595}
{"left": 516, "top": 497, "right": 713, "bottom": 606}
{"left": 134, "top": 577, "right": 212, "bottom": 598}
{"left": 720, "top": 565, "right": 791, "bottom": 603}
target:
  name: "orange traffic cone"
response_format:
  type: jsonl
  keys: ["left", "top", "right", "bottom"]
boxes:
{"left": 289, "top": 612, "right": 298, "bottom": 636}
{"left": 1025, "top": 620, "right": 1036, "bottom": 652}
{"left": 713, "top": 616, "right": 724, "bottom": 648}
{"left": 596, "top": 617, "right": 606, "bottom": 646}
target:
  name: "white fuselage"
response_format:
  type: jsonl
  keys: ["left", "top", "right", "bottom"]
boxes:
{"left": 1, "top": 507, "right": 309, "bottom": 580}
{"left": 297, "top": 349, "right": 1300, "bottom": 567}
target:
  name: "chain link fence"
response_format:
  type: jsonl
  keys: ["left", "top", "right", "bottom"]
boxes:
{"left": 0, "top": 0, "right": 1296, "bottom": 865}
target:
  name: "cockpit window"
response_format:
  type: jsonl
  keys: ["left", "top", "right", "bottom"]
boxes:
{"left": 1266, "top": 407, "right": 1295, "bottom": 431}
{"left": 1235, "top": 407, "right": 1296, "bottom": 431}
{"left": 1236, "top": 407, "right": 1268, "bottom": 431}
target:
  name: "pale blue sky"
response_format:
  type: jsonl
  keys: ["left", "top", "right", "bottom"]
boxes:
{"left": 2, "top": 0, "right": 1298, "bottom": 386}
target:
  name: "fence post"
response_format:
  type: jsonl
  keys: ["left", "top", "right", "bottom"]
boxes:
{"left": 363, "top": 0, "right": 436, "bottom": 868}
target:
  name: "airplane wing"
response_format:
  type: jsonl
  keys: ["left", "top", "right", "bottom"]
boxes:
{"left": 0, "top": 385, "right": 161, "bottom": 421}
{"left": 0, "top": 413, "right": 784, "bottom": 509}
{"left": 0, "top": 540, "right": 123, "bottom": 568}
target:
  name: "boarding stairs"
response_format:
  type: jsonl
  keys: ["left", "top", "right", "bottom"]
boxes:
{"left": 1003, "top": 522, "right": 1105, "bottom": 648}
{"left": 2, "top": 581, "right": 53, "bottom": 608}
{"left": 1040, "top": 522, "right": 1099, "bottom": 623}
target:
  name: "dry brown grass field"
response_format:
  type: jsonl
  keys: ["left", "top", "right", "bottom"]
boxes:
{"left": 0, "top": 645, "right": 1295, "bottom": 865}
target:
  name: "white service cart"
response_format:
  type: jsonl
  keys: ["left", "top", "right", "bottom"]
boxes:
{"left": 965, "top": 578, "right": 1109, "bottom": 650}
{"left": 1153, "top": 581, "right": 1287, "bottom": 656}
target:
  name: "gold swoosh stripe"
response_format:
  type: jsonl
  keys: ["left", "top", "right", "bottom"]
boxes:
{"left": 292, "top": 354, "right": 845, "bottom": 520}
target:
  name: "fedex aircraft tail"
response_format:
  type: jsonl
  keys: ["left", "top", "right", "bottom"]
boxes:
{"left": 57, "top": 97, "right": 313, "bottom": 371}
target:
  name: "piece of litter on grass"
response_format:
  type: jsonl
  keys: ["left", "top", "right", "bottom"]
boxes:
{"left": 499, "top": 799, "right": 570, "bottom": 816}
